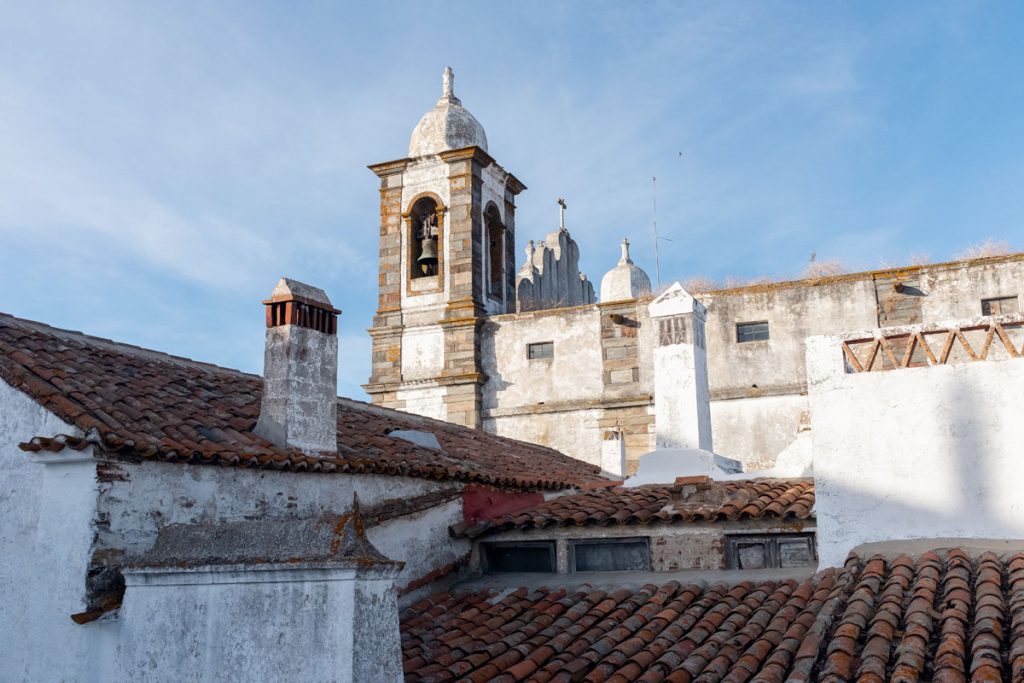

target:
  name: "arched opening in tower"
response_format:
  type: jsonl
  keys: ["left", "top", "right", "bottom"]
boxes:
{"left": 485, "top": 203, "right": 504, "bottom": 300}
{"left": 410, "top": 197, "right": 439, "bottom": 278}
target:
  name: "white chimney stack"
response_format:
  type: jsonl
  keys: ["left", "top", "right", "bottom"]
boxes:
{"left": 254, "top": 278, "right": 341, "bottom": 454}
{"left": 649, "top": 282, "right": 713, "bottom": 451}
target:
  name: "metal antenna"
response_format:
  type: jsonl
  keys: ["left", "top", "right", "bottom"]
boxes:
{"left": 652, "top": 176, "right": 662, "bottom": 285}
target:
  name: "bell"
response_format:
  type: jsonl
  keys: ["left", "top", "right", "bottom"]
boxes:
{"left": 417, "top": 238, "right": 438, "bottom": 275}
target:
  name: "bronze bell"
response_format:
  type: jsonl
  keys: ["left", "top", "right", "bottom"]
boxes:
{"left": 417, "top": 238, "right": 438, "bottom": 275}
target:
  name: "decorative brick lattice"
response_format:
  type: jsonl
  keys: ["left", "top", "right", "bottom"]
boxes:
{"left": 843, "top": 317, "right": 1024, "bottom": 373}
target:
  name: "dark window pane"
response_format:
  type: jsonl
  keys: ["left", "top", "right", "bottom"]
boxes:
{"left": 778, "top": 540, "right": 813, "bottom": 568}
{"left": 736, "top": 542, "right": 768, "bottom": 569}
{"left": 982, "top": 296, "right": 1019, "bottom": 316}
{"left": 737, "top": 322, "right": 769, "bottom": 343}
{"left": 483, "top": 543, "right": 554, "bottom": 573}
{"left": 527, "top": 342, "right": 554, "bottom": 360}
{"left": 572, "top": 540, "right": 650, "bottom": 572}
{"left": 727, "top": 533, "right": 817, "bottom": 569}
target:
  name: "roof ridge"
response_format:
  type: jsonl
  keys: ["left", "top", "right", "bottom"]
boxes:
{"left": 0, "top": 311, "right": 253, "bottom": 377}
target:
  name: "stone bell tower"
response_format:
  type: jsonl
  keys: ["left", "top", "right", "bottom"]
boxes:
{"left": 365, "top": 67, "right": 525, "bottom": 427}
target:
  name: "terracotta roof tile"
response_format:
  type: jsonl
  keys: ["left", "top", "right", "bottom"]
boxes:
{"left": 402, "top": 550, "right": 1024, "bottom": 682}
{"left": 0, "top": 313, "right": 602, "bottom": 490}
{"left": 452, "top": 479, "right": 815, "bottom": 538}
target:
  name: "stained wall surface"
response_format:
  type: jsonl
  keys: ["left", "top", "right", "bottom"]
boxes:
{"left": 807, "top": 316, "right": 1024, "bottom": 567}
{"left": 0, "top": 380, "right": 100, "bottom": 681}
{"left": 701, "top": 255, "right": 1023, "bottom": 466}
{"left": 480, "top": 301, "right": 656, "bottom": 469}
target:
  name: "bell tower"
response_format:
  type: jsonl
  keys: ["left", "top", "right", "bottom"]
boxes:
{"left": 365, "top": 67, "right": 525, "bottom": 427}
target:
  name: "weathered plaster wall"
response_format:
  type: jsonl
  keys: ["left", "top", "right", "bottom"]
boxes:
{"left": 480, "top": 302, "right": 657, "bottom": 468}
{"left": 710, "top": 395, "right": 808, "bottom": 471}
{"left": 807, "top": 326, "right": 1024, "bottom": 568}
{"left": 400, "top": 326, "right": 445, "bottom": 380}
{"left": 0, "top": 380, "right": 102, "bottom": 682}
{"left": 115, "top": 566, "right": 401, "bottom": 682}
{"left": 918, "top": 258, "right": 1024, "bottom": 320}
{"left": 485, "top": 407, "right": 606, "bottom": 468}
{"left": 702, "top": 256, "right": 1024, "bottom": 467}
{"left": 96, "top": 461, "right": 469, "bottom": 593}
{"left": 482, "top": 305, "right": 605, "bottom": 406}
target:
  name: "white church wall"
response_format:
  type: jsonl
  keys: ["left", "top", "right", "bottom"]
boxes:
{"left": 481, "top": 305, "right": 605, "bottom": 407}
{"left": 0, "top": 380, "right": 104, "bottom": 681}
{"left": 395, "top": 384, "right": 449, "bottom": 421}
{"left": 919, "top": 257, "right": 1024, "bottom": 321}
{"left": 96, "top": 460, "right": 466, "bottom": 593}
{"left": 710, "top": 395, "right": 808, "bottom": 470}
{"left": 480, "top": 305, "right": 608, "bottom": 465}
{"left": 807, "top": 322, "right": 1024, "bottom": 568}
{"left": 484, "top": 407, "right": 606, "bottom": 468}
{"left": 400, "top": 326, "right": 446, "bottom": 380}
{"left": 700, "top": 256, "right": 1023, "bottom": 468}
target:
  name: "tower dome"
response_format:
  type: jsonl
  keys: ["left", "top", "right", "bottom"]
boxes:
{"left": 408, "top": 67, "right": 488, "bottom": 158}
{"left": 600, "top": 239, "right": 652, "bottom": 302}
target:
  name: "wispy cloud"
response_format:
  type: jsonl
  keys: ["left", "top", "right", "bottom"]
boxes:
{"left": 2, "top": 1, "right": 1022, "bottom": 400}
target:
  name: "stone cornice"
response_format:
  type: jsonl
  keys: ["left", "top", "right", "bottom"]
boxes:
{"left": 367, "top": 158, "right": 410, "bottom": 177}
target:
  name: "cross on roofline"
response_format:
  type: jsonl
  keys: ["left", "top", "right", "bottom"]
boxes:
{"left": 557, "top": 197, "right": 567, "bottom": 230}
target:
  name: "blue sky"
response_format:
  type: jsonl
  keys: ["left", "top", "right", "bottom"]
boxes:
{"left": 2, "top": 1, "right": 1022, "bottom": 398}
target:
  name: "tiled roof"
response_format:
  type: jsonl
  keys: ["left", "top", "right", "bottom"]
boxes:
{"left": 401, "top": 549, "right": 1024, "bottom": 682}
{"left": 452, "top": 479, "right": 814, "bottom": 538}
{"left": 0, "top": 313, "right": 603, "bottom": 490}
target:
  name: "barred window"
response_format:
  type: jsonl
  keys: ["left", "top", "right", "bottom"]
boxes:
{"left": 527, "top": 341, "right": 554, "bottom": 360}
{"left": 736, "top": 321, "right": 769, "bottom": 343}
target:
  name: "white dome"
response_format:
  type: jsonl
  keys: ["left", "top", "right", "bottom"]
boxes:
{"left": 600, "top": 239, "right": 652, "bottom": 302}
{"left": 408, "top": 67, "right": 488, "bottom": 158}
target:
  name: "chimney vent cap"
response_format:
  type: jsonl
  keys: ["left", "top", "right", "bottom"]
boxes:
{"left": 262, "top": 277, "right": 341, "bottom": 314}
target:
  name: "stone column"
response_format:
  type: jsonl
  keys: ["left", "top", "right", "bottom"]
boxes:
{"left": 649, "top": 283, "right": 713, "bottom": 451}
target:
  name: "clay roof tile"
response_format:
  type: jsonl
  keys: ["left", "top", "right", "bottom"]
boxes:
{"left": 0, "top": 312, "right": 605, "bottom": 491}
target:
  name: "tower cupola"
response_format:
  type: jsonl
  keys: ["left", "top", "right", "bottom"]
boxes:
{"left": 408, "top": 67, "right": 488, "bottom": 157}
{"left": 600, "top": 238, "right": 653, "bottom": 302}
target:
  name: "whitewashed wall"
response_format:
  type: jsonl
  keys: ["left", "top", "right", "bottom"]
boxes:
{"left": 0, "top": 380, "right": 104, "bottom": 681}
{"left": 115, "top": 565, "right": 400, "bottom": 682}
{"left": 97, "top": 460, "right": 469, "bottom": 593}
{"left": 0, "top": 378, "right": 471, "bottom": 681}
{"left": 807, "top": 327, "right": 1024, "bottom": 567}
{"left": 710, "top": 395, "right": 808, "bottom": 471}
{"left": 481, "top": 306, "right": 606, "bottom": 465}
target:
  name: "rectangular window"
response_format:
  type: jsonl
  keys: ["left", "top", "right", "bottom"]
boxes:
{"left": 570, "top": 538, "right": 651, "bottom": 572}
{"left": 736, "top": 321, "right": 770, "bottom": 343}
{"left": 481, "top": 541, "right": 555, "bottom": 573}
{"left": 981, "top": 296, "right": 1019, "bottom": 316}
{"left": 527, "top": 341, "right": 554, "bottom": 360}
{"left": 725, "top": 533, "right": 816, "bottom": 570}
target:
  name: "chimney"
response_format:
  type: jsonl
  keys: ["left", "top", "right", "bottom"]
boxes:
{"left": 254, "top": 278, "right": 341, "bottom": 454}
{"left": 649, "top": 282, "right": 713, "bottom": 451}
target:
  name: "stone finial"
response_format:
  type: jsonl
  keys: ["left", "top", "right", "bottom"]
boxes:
{"left": 620, "top": 238, "right": 633, "bottom": 265}
{"left": 442, "top": 66, "right": 454, "bottom": 99}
